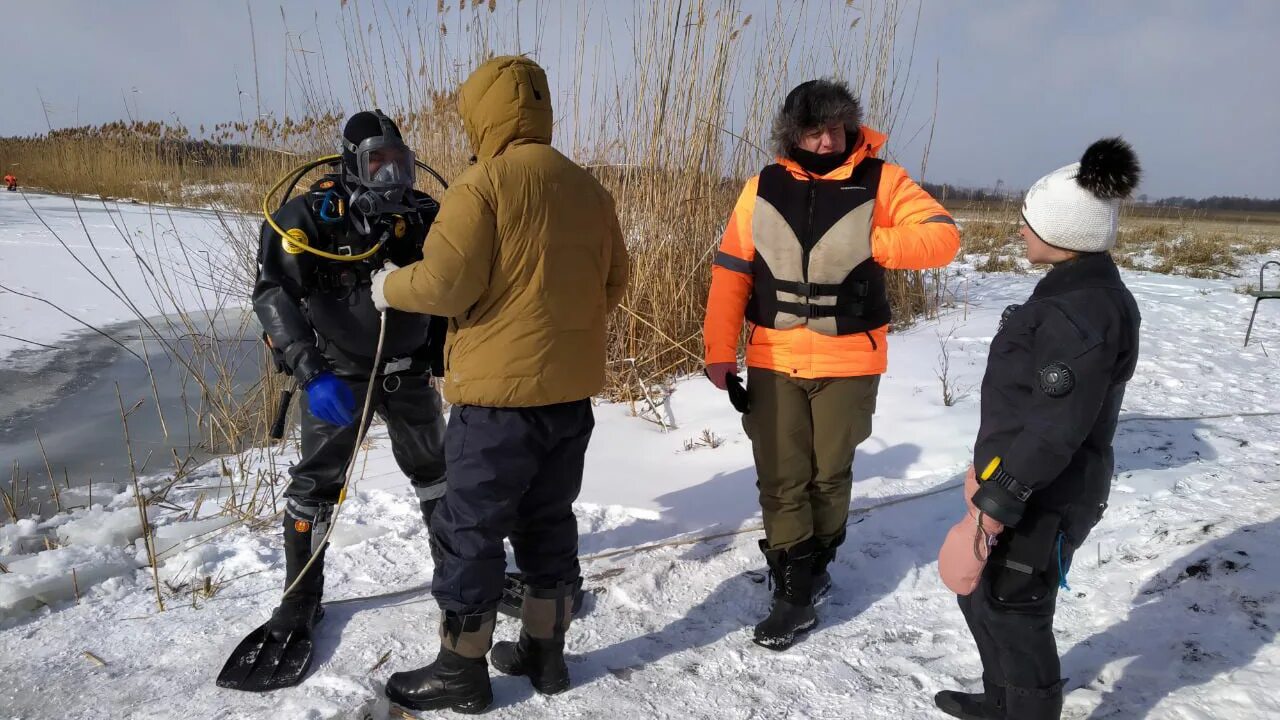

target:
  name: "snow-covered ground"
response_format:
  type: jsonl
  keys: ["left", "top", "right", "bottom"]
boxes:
{"left": 2, "top": 191, "right": 1280, "bottom": 719}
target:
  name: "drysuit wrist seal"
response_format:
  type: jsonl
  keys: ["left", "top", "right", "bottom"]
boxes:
{"left": 988, "top": 465, "right": 1033, "bottom": 502}
{"left": 973, "top": 464, "right": 1031, "bottom": 528}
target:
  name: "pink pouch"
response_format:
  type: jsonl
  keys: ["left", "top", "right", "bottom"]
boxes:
{"left": 938, "top": 465, "right": 1005, "bottom": 596}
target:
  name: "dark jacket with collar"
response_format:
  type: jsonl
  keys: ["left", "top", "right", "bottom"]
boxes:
{"left": 974, "top": 253, "right": 1141, "bottom": 542}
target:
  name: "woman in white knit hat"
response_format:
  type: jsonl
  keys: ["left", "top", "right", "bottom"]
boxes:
{"left": 934, "top": 139, "right": 1143, "bottom": 720}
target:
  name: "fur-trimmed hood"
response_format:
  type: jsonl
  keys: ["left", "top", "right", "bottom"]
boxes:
{"left": 770, "top": 79, "right": 863, "bottom": 158}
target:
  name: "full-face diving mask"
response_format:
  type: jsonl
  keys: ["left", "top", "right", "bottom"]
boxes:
{"left": 342, "top": 112, "right": 418, "bottom": 230}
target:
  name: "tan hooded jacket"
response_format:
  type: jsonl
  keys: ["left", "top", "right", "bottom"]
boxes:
{"left": 383, "top": 56, "right": 630, "bottom": 407}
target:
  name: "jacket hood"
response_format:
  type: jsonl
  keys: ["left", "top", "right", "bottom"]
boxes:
{"left": 770, "top": 79, "right": 863, "bottom": 157}
{"left": 458, "top": 56, "right": 554, "bottom": 160}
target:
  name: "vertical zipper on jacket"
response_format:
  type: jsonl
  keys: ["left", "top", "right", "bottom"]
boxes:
{"left": 864, "top": 331, "right": 878, "bottom": 351}
{"left": 801, "top": 179, "right": 818, "bottom": 281}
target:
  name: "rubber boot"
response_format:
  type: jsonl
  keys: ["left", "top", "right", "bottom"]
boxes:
{"left": 266, "top": 512, "right": 328, "bottom": 639}
{"left": 753, "top": 538, "right": 817, "bottom": 650}
{"left": 491, "top": 581, "right": 573, "bottom": 695}
{"left": 934, "top": 678, "right": 1006, "bottom": 720}
{"left": 1005, "top": 680, "right": 1064, "bottom": 720}
{"left": 385, "top": 610, "right": 496, "bottom": 714}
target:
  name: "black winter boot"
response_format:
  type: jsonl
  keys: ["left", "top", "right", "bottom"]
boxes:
{"left": 934, "top": 678, "right": 1006, "bottom": 720}
{"left": 266, "top": 513, "right": 328, "bottom": 639}
{"left": 811, "top": 530, "right": 845, "bottom": 600}
{"left": 753, "top": 539, "right": 818, "bottom": 650}
{"left": 759, "top": 539, "right": 784, "bottom": 600}
{"left": 811, "top": 554, "right": 833, "bottom": 600}
{"left": 491, "top": 582, "right": 573, "bottom": 694}
{"left": 385, "top": 611, "right": 496, "bottom": 713}
{"left": 1005, "top": 680, "right": 1064, "bottom": 720}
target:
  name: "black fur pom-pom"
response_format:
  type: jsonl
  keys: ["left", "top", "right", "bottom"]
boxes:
{"left": 1076, "top": 137, "right": 1141, "bottom": 200}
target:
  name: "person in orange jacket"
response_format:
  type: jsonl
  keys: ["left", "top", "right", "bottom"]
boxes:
{"left": 703, "top": 78, "right": 960, "bottom": 650}
{"left": 4, "top": 174, "right": 16, "bottom": 191}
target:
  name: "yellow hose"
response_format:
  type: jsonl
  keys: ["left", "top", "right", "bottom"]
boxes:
{"left": 262, "top": 154, "right": 385, "bottom": 262}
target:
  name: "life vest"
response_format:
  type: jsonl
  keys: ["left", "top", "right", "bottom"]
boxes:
{"left": 745, "top": 158, "right": 890, "bottom": 336}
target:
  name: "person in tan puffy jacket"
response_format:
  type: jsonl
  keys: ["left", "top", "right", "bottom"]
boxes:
{"left": 373, "top": 56, "right": 629, "bottom": 713}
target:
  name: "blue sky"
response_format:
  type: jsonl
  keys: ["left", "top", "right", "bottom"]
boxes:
{"left": 1, "top": 0, "right": 1275, "bottom": 199}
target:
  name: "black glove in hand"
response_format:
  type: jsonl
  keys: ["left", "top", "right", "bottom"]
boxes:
{"left": 725, "top": 373, "right": 750, "bottom": 414}
{"left": 972, "top": 480, "right": 1026, "bottom": 528}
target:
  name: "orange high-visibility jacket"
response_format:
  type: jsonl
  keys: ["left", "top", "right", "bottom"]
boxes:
{"left": 703, "top": 127, "right": 960, "bottom": 379}
{"left": 3, "top": 175, "right": 14, "bottom": 185}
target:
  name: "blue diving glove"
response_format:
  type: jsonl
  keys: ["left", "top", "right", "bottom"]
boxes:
{"left": 305, "top": 372, "right": 356, "bottom": 426}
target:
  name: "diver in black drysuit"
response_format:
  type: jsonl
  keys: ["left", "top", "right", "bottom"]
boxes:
{"left": 252, "top": 110, "right": 447, "bottom": 636}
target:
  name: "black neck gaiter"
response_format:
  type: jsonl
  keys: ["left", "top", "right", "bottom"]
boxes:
{"left": 790, "top": 143, "right": 853, "bottom": 176}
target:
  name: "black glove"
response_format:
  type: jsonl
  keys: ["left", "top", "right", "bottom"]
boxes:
{"left": 972, "top": 465, "right": 1030, "bottom": 527}
{"left": 725, "top": 373, "right": 750, "bottom": 414}
{"left": 703, "top": 367, "right": 750, "bottom": 413}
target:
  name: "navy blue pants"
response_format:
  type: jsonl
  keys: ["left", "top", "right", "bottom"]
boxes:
{"left": 431, "top": 400, "right": 594, "bottom": 614}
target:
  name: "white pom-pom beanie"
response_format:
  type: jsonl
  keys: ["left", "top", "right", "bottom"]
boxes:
{"left": 1021, "top": 138, "right": 1141, "bottom": 253}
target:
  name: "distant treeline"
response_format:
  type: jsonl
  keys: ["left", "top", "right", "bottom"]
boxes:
{"left": 1148, "top": 196, "right": 1280, "bottom": 213}
{"left": 922, "top": 182, "right": 1280, "bottom": 212}
{"left": 921, "top": 183, "right": 1014, "bottom": 204}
